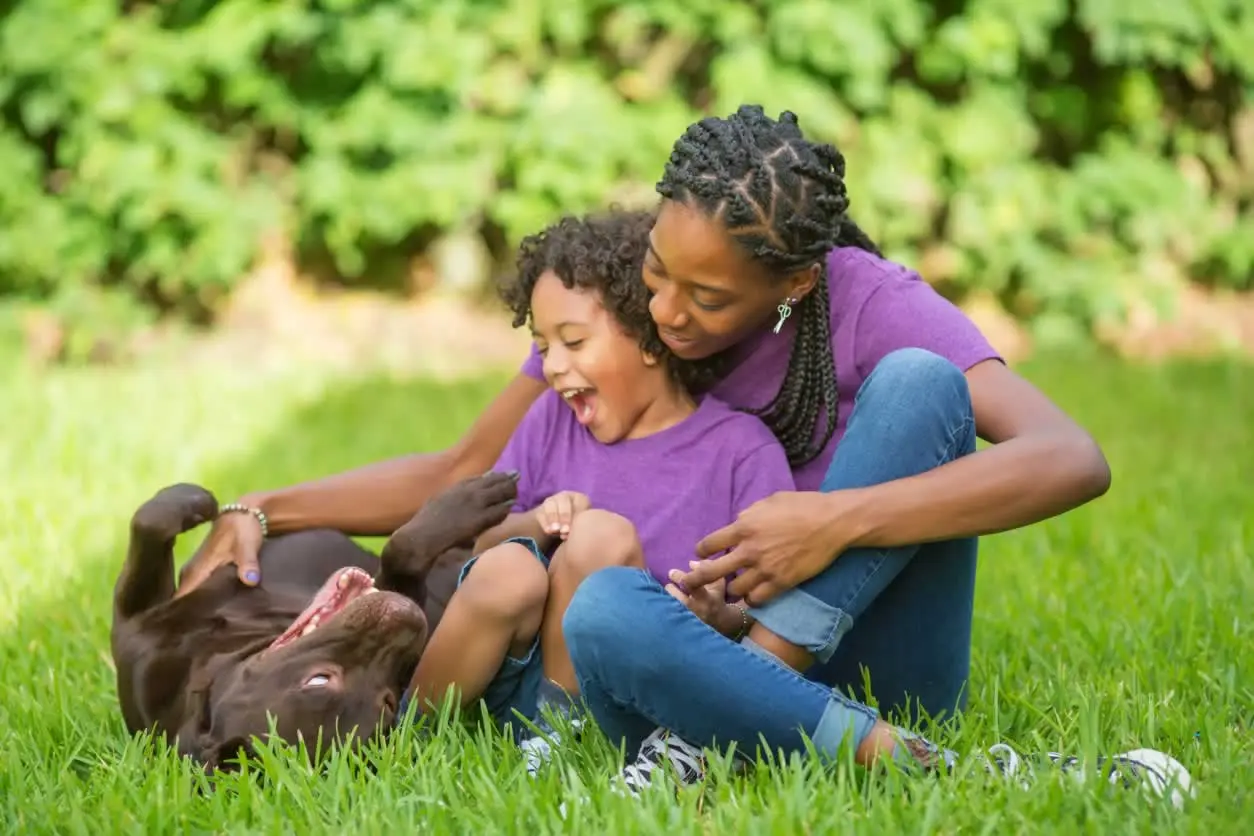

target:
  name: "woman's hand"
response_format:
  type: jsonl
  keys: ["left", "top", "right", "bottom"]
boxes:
{"left": 534, "top": 491, "right": 591, "bottom": 540}
{"left": 665, "top": 562, "right": 742, "bottom": 637}
{"left": 681, "top": 490, "right": 859, "bottom": 607}
{"left": 176, "top": 508, "right": 265, "bottom": 595}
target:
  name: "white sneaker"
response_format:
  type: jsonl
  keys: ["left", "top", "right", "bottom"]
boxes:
{"left": 518, "top": 715, "right": 584, "bottom": 778}
{"left": 979, "top": 742, "right": 1195, "bottom": 809}
{"left": 611, "top": 727, "right": 706, "bottom": 798}
{"left": 519, "top": 732, "right": 555, "bottom": 777}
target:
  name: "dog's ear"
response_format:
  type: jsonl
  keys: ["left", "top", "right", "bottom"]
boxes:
{"left": 177, "top": 721, "right": 257, "bottom": 774}
{"left": 175, "top": 680, "right": 257, "bottom": 774}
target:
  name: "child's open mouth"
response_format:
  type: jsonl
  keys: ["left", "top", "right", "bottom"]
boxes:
{"left": 561, "top": 387, "right": 597, "bottom": 426}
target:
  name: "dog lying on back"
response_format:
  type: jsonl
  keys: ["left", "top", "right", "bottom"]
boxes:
{"left": 110, "top": 472, "right": 518, "bottom": 770}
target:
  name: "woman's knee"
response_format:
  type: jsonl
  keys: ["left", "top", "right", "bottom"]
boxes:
{"left": 459, "top": 542, "right": 548, "bottom": 621}
{"left": 863, "top": 348, "right": 970, "bottom": 406}
{"left": 560, "top": 510, "right": 643, "bottom": 573}
{"left": 844, "top": 348, "right": 975, "bottom": 464}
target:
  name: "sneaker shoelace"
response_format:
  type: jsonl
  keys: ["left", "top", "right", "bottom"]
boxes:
{"left": 615, "top": 728, "right": 706, "bottom": 797}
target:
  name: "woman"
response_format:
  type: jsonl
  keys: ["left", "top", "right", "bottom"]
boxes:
{"left": 182, "top": 106, "right": 1188, "bottom": 802}
{"left": 548, "top": 107, "right": 1180, "bottom": 799}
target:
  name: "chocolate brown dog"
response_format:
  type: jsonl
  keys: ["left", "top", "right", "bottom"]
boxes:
{"left": 111, "top": 471, "right": 518, "bottom": 771}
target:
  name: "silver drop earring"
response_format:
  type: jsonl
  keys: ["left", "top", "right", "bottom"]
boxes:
{"left": 773, "top": 297, "right": 796, "bottom": 334}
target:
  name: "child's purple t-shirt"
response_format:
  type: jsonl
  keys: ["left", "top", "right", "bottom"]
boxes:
{"left": 519, "top": 247, "right": 1003, "bottom": 491}
{"left": 493, "top": 390, "right": 795, "bottom": 586}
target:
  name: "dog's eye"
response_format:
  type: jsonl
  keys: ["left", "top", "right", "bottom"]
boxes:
{"left": 304, "top": 674, "right": 331, "bottom": 687}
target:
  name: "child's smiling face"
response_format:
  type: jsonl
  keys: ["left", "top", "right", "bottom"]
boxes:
{"left": 529, "top": 270, "right": 684, "bottom": 444}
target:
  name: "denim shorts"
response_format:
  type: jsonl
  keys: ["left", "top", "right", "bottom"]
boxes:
{"left": 396, "top": 536, "right": 549, "bottom": 730}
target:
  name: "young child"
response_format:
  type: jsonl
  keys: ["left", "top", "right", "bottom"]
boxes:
{"left": 397, "top": 209, "right": 795, "bottom": 772}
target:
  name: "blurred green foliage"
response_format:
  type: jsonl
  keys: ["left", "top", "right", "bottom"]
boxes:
{"left": 1, "top": 0, "right": 1251, "bottom": 357}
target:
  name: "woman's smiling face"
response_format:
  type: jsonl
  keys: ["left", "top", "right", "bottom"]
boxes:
{"left": 643, "top": 199, "right": 805, "bottom": 361}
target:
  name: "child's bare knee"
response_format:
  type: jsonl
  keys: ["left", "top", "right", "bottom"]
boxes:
{"left": 460, "top": 542, "right": 548, "bottom": 621}
{"left": 561, "top": 510, "right": 643, "bottom": 572}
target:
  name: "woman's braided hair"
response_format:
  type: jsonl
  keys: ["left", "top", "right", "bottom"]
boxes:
{"left": 656, "top": 104, "right": 882, "bottom": 467}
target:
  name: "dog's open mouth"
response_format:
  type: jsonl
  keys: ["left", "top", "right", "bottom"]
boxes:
{"left": 266, "top": 567, "right": 378, "bottom": 651}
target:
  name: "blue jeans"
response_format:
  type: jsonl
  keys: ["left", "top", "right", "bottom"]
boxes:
{"left": 562, "top": 348, "right": 980, "bottom": 759}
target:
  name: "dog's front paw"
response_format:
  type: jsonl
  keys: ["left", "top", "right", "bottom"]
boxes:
{"left": 131, "top": 483, "right": 219, "bottom": 543}
{"left": 381, "top": 471, "right": 519, "bottom": 576}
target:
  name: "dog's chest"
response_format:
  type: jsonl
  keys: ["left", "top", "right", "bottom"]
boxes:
{"left": 214, "top": 584, "right": 312, "bottom": 631}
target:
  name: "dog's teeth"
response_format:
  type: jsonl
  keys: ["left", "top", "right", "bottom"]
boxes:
{"left": 364, "top": 588, "right": 379, "bottom": 595}
{"left": 300, "top": 623, "right": 317, "bottom": 637}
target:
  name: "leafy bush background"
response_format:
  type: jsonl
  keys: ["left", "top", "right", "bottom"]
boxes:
{"left": 1, "top": 0, "right": 1251, "bottom": 355}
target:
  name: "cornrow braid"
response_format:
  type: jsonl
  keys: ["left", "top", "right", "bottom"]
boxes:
{"left": 656, "top": 105, "right": 881, "bottom": 467}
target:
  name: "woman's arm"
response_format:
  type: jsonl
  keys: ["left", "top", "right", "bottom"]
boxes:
{"left": 685, "top": 359, "right": 1111, "bottom": 604}
{"left": 842, "top": 359, "right": 1111, "bottom": 549}
{"left": 241, "top": 373, "right": 548, "bottom": 538}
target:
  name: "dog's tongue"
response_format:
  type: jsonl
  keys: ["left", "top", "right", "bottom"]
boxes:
{"left": 267, "top": 567, "right": 376, "bottom": 651}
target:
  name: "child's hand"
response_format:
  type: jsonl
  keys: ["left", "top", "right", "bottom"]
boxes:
{"left": 666, "top": 561, "right": 741, "bottom": 637}
{"left": 535, "top": 491, "right": 591, "bottom": 540}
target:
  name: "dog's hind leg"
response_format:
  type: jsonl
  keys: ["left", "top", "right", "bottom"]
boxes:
{"left": 115, "top": 484, "right": 219, "bottom": 619}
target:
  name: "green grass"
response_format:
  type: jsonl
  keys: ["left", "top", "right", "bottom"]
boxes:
{"left": 1, "top": 354, "right": 1251, "bottom": 834}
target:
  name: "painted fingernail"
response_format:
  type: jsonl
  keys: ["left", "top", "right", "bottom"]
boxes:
{"left": 244, "top": 570, "right": 259, "bottom": 584}
{"left": 505, "top": 469, "right": 520, "bottom": 479}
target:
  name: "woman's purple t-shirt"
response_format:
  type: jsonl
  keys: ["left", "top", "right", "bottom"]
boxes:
{"left": 519, "top": 247, "right": 1003, "bottom": 491}
{"left": 493, "top": 390, "right": 795, "bottom": 586}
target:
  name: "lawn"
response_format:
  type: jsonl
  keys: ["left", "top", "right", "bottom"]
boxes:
{"left": 1, "top": 352, "right": 1250, "bottom": 834}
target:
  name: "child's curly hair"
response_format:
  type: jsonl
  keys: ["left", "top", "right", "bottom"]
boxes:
{"left": 500, "top": 209, "right": 714, "bottom": 392}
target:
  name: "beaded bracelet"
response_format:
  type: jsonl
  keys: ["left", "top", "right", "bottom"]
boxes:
{"left": 730, "top": 602, "right": 751, "bottom": 642}
{"left": 219, "top": 502, "right": 269, "bottom": 538}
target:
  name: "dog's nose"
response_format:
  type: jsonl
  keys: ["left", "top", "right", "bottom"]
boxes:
{"left": 380, "top": 691, "right": 398, "bottom": 718}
